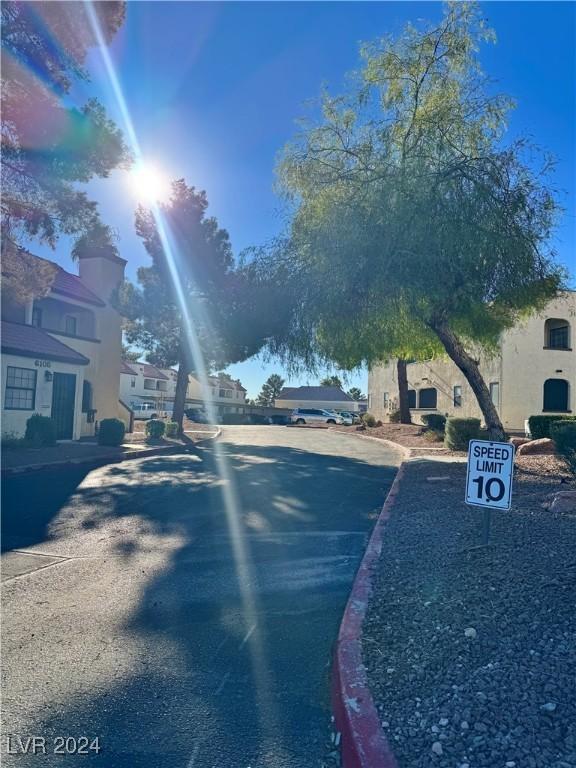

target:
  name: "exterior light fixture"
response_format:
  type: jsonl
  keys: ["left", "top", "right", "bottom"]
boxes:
{"left": 44, "top": 370, "right": 53, "bottom": 382}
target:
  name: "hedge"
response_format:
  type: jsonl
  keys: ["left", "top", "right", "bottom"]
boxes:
{"left": 421, "top": 413, "right": 446, "bottom": 433}
{"left": 25, "top": 414, "right": 56, "bottom": 447}
{"left": 550, "top": 421, "right": 576, "bottom": 474}
{"left": 528, "top": 415, "right": 576, "bottom": 440}
{"left": 145, "top": 419, "right": 165, "bottom": 439}
{"left": 444, "top": 417, "right": 481, "bottom": 451}
{"left": 165, "top": 421, "right": 179, "bottom": 438}
{"left": 98, "top": 418, "right": 125, "bottom": 446}
{"left": 362, "top": 413, "right": 376, "bottom": 427}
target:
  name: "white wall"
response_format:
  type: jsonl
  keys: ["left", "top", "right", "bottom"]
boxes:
{"left": 2, "top": 353, "right": 85, "bottom": 439}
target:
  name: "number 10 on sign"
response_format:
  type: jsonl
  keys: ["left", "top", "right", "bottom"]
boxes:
{"left": 465, "top": 440, "right": 515, "bottom": 511}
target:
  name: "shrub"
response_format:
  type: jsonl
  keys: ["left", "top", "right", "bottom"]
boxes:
{"left": 145, "top": 419, "right": 165, "bottom": 439}
{"left": 24, "top": 414, "right": 56, "bottom": 447}
{"left": 362, "top": 413, "right": 376, "bottom": 427}
{"left": 421, "top": 413, "right": 446, "bottom": 433}
{"left": 424, "top": 429, "right": 443, "bottom": 443}
{"left": 98, "top": 418, "right": 125, "bottom": 446}
{"left": 376, "top": 420, "right": 383, "bottom": 427}
{"left": 550, "top": 421, "right": 576, "bottom": 474}
{"left": 1, "top": 432, "right": 28, "bottom": 450}
{"left": 444, "top": 417, "right": 481, "bottom": 451}
{"left": 388, "top": 410, "right": 401, "bottom": 423}
{"left": 165, "top": 421, "right": 179, "bottom": 438}
{"left": 528, "top": 415, "right": 576, "bottom": 440}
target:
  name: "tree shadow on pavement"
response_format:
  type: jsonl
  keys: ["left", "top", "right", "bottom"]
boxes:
{"left": 3, "top": 437, "right": 398, "bottom": 767}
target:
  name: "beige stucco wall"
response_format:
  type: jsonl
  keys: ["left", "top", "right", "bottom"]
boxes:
{"left": 367, "top": 293, "right": 575, "bottom": 432}
{"left": 77, "top": 255, "right": 125, "bottom": 434}
{"left": 2, "top": 353, "right": 85, "bottom": 440}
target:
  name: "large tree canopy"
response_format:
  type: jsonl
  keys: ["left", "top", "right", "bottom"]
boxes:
{"left": 118, "top": 180, "right": 276, "bottom": 431}
{"left": 262, "top": 1, "right": 566, "bottom": 439}
{"left": 1, "top": 1, "right": 128, "bottom": 253}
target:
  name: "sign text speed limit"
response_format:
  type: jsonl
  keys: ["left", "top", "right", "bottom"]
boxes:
{"left": 465, "top": 440, "right": 515, "bottom": 510}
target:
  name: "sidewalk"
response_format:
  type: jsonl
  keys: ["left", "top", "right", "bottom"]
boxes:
{"left": 1, "top": 429, "right": 220, "bottom": 476}
{"left": 334, "top": 455, "right": 575, "bottom": 768}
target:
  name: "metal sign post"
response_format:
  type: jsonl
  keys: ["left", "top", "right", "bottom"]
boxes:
{"left": 465, "top": 439, "right": 515, "bottom": 544}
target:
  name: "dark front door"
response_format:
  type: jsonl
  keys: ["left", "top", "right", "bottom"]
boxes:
{"left": 51, "top": 373, "right": 76, "bottom": 439}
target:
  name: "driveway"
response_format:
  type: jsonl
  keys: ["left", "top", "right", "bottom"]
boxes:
{"left": 1, "top": 426, "right": 400, "bottom": 767}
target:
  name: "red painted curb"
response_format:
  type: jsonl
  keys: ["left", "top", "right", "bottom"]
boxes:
{"left": 332, "top": 462, "right": 408, "bottom": 768}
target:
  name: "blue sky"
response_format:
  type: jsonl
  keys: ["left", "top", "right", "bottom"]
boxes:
{"left": 42, "top": 2, "right": 576, "bottom": 398}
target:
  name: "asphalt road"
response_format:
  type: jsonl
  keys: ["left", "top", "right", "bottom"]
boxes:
{"left": 1, "top": 426, "right": 400, "bottom": 768}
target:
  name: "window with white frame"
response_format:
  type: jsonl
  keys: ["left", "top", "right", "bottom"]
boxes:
{"left": 490, "top": 382, "right": 500, "bottom": 408}
{"left": 64, "top": 315, "right": 77, "bottom": 335}
{"left": 5, "top": 366, "right": 37, "bottom": 410}
{"left": 453, "top": 385, "right": 462, "bottom": 407}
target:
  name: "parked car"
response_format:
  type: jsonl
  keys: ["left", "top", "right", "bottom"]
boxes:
{"left": 132, "top": 402, "right": 160, "bottom": 420}
{"left": 185, "top": 408, "right": 209, "bottom": 424}
{"left": 290, "top": 408, "right": 344, "bottom": 426}
{"left": 336, "top": 411, "right": 354, "bottom": 426}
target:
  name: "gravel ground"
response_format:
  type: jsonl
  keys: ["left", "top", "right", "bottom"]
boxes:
{"left": 333, "top": 423, "right": 456, "bottom": 451}
{"left": 362, "top": 459, "right": 576, "bottom": 768}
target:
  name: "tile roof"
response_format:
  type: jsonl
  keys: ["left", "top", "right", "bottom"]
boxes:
{"left": 10, "top": 248, "right": 106, "bottom": 307}
{"left": 208, "top": 376, "right": 246, "bottom": 390}
{"left": 1, "top": 320, "right": 90, "bottom": 365}
{"left": 277, "top": 386, "right": 354, "bottom": 402}
{"left": 51, "top": 265, "right": 106, "bottom": 307}
{"left": 121, "top": 360, "right": 137, "bottom": 375}
{"left": 140, "top": 363, "right": 169, "bottom": 380}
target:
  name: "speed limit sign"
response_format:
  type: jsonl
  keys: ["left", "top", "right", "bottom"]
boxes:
{"left": 465, "top": 439, "right": 515, "bottom": 510}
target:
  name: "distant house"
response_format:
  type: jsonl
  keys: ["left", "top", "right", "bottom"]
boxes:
{"left": 119, "top": 361, "right": 170, "bottom": 411}
{"left": 2, "top": 246, "right": 125, "bottom": 440}
{"left": 275, "top": 386, "right": 360, "bottom": 413}
{"left": 119, "top": 364, "right": 247, "bottom": 419}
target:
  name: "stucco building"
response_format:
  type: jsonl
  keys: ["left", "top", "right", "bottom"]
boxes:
{"left": 2, "top": 247, "right": 125, "bottom": 440}
{"left": 119, "top": 363, "right": 247, "bottom": 419}
{"left": 367, "top": 293, "right": 575, "bottom": 433}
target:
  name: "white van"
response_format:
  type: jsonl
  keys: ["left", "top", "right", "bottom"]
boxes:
{"left": 132, "top": 403, "right": 171, "bottom": 420}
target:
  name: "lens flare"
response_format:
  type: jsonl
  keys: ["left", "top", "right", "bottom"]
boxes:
{"left": 129, "top": 163, "right": 171, "bottom": 204}
{"left": 84, "top": 1, "right": 281, "bottom": 757}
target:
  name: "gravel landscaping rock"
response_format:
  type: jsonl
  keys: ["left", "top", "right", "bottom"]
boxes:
{"left": 362, "top": 459, "right": 576, "bottom": 768}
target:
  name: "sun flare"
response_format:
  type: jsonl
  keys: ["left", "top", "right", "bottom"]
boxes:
{"left": 129, "top": 163, "right": 171, "bottom": 204}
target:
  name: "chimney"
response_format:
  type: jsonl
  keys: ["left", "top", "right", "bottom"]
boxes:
{"left": 76, "top": 244, "right": 126, "bottom": 303}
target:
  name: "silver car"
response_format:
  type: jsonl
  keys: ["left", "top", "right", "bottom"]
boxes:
{"left": 291, "top": 408, "right": 344, "bottom": 425}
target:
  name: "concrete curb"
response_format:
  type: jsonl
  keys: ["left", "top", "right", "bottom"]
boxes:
{"left": 1, "top": 428, "right": 221, "bottom": 477}
{"left": 331, "top": 429, "right": 411, "bottom": 461}
{"left": 331, "top": 462, "right": 408, "bottom": 768}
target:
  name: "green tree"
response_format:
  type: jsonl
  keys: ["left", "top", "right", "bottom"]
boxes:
{"left": 320, "top": 375, "right": 343, "bottom": 389}
{"left": 347, "top": 387, "right": 366, "bottom": 402}
{"left": 256, "top": 374, "right": 285, "bottom": 407}
{"left": 269, "top": 2, "right": 566, "bottom": 439}
{"left": 118, "top": 180, "right": 268, "bottom": 433}
{"left": 121, "top": 343, "right": 140, "bottom": 362}
{"left": 1, "top": 1, "right": 128, "bottom": 254}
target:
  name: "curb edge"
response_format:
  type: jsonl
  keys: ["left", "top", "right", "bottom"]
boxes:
{"left": 1, "top": 429, "right": 221, "bottom": 477}
{"left": 331, "top": 462, "right": 408, "bottom": 768}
